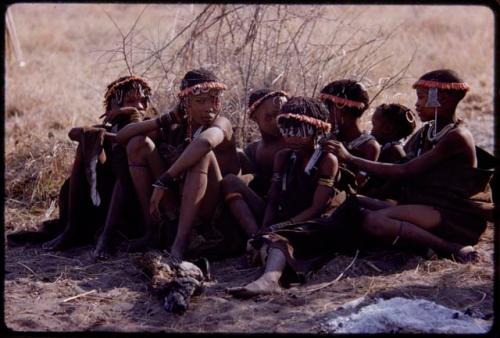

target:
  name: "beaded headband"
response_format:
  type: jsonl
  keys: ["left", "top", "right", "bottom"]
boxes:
{"left": 248, "top": 91, "right": 289, "bottom": 117}
{"left": 103, "top": 76, "right": 151, "bottom": 109}
{"left": 178, "top": 81, "right": 227, "bottom": 99}
{"left": 412, "top": 79, "right": 470, "bottom": 91}
{"left": 276, "top": 113, "right": 331, "bottom": 134}
{"left": 318, "top": 93, "right": 366, "bottom": 109}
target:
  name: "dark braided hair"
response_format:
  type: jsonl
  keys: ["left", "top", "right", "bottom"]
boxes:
{"left": 320, "top": 79, "right": 369, "bottom": 117}
{"left": 103, "top": 75, "right": 152, "bottom": 112}
{"left": 180, "top": 68, "right": 220, "bottom": 91}
{"left": 375, "top": 103, "right": 416, "bottom": 140}
{"left": 248, "top": 88, "right": 288, "bottom": 118}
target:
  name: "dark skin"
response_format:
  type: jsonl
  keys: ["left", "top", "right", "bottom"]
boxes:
{"left": 227, "top": 131, "right": 338, "bottom": 298}
{"left": 326, "top": 104, "right": 380, "bottom": 186}
{"left": 370, "top": 109, "right": 407, "bottom": 163}
{"left": 117, "top": 90, "right": 240, "bottom": 259}
{"left": 221, "top": 96, "right": 287, "bottom": 236}
{"left": 43, "top": 88, "right": 147, "bottom": 255}
{"left": 323, "top": 87, "right": 478, "bottom": 262}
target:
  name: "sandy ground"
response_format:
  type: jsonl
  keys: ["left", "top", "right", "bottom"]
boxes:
{"left": 4, "top": 223, "right": 495, "bottom": 333}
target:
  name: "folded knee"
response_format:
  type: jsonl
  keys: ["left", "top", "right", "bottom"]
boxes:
{"left": 221, "top": 174, "right": 241, "bottom": 195}
{"left": 126, "top": 136, "right": 155, "bottom": 160}
{"left": 362, "top": 212, "right": 387, "bottom": 237}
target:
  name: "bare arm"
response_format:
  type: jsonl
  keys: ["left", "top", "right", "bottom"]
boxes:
{"left": 261, "top": 149, "right": 291, "bottom": 227}
{"left": 165, "top": 117, "right": 232, "bottom": 178}
{"left": 355, "top": 139, "right": 380, "bottom": 186}
{"left": 323, "top": 129, "right": 474, "bottom": 177}
{"left": 287, "top": 153, "right": 338, "bottom": 222}
{"left": 115, "top": 118, "right": 160, "bottom": 145}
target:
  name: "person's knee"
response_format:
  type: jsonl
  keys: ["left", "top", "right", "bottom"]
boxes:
{"left": 126, "top": 136, "right": 154, "bottom": 161}
{"left": 221, "top": 174, "right": 241, "bottom": 195}
{"left": 362, "top": 211, "right": 386, "bottom": 237}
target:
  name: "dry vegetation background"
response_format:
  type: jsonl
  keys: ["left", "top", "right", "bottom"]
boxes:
{"left": 4, "top": 4, "right": 496, "bottom": 333}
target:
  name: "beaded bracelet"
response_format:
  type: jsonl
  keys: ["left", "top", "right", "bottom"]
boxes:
{"left": 152, "top": 172, "right": 177, "bottom": 190}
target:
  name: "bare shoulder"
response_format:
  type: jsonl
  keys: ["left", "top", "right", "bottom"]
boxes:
{"left": 359, "top": 138, "right": 381, "bottom": 161}
{"left": 318, "top": 152, "right": 338, "bottom": 175}
{"left": 441, "top": 125, "right": 475, "bottom": 148}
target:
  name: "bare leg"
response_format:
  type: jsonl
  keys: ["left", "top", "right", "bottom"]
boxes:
{"left": 227, "top": 247, "right": 286, "bottom": 298}
{"left": 125, "top": 136, "right": 167, "bottom": 251}
{"left": 92, "top": 179, "right": 126, "bottom": 260}
{"left": 221, "top": 174, "right": 266, "bottom": 236}
{"left": 170, "top": 151, "right": 221, "bottom": 259}
{"left": 356, "top": 194, "right": 396, "bottom": 211}
{"left": 363, "top": 205, "right": 478, "bottom": 262}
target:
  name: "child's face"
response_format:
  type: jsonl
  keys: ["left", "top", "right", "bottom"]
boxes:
{"left": 123, "top": 88, "right": 146, "bottom": 110}
{"left": 415, "top": 87, "right": 454, "bottom": 122}
{"left": 253, "top": 96, "right": 285, "bottom": 137}
{"left": 327, "top": 103, "right": 351, "bottom": 131}
{"left": 187, "top": 90, "right": 223, "bottom": 126}
{"left": 371, "top": 109, "right": 395, "bottom": 143}
{"left": 283, "top": 134, "right": 315, "bottom": 151}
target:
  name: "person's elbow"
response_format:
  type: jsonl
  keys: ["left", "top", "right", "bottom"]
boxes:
{"left": 115, "top": 129, "right": 130, "bottom": 146}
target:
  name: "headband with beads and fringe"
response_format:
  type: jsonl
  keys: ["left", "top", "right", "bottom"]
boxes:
{"left": 103, "top": 75, "right": 152, "bottom": 111}
{"left": 412, "top": 79, "right": 470, "bottom": 91}
{"left": 318, "top": 93, "right": 366, "bottom": 109}
{"left": 248, "top": 91, "right": 289, "bottom": 118}
{"left": 276, "top": 113, "right": 331, "bottom": 136}
{"left": 177, "top": 81, "right": 227, "bottom": 99}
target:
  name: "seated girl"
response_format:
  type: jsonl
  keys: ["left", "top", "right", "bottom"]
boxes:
{"left": 227, "top": 96, "right": 338, "bottom": 297}
{"left": 221, "top": 89, "right": 288, "bottom": 237}
{"left": 359, "top": 103, "right": 417, "bottom": 200}
{"left": 319, "top": 79, "right": 380, "bottom": 190}
{"left": 116, "top": 68, "right": 241, "bottom": 259}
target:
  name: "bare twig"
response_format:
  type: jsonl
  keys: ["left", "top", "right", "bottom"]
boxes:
{"left": 62, "top": 289, "right": 97, "bottom": 303}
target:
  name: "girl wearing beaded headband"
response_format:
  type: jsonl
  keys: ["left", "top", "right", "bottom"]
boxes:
{"left": 115, "top": 68, "right": 241, "bottom": 259}
{"left": 319, "top": 79, "right": 380, "bottom": 189}
{"left": 323, "top": 69, "right": 494, "bottom": 264}
{"left": 101, "top": 75, "right": 153, "bottom": 127}
{"left": 227, "top": 96, "right": 340, "bottom": 298}
{"left": 38, "top": 75, "right": 154, "bottom": 257}
{"left": 221, "top": 89, "right": 289, "bottom": 243}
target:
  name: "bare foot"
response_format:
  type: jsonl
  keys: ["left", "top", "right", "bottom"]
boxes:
{"left": 42, "top": 232, "right": 74, "bottom": 251}
{"left": 452, "top": 245, "right": 479, "bottom": 263}
{"left": 92, "top": 238, "right": 112, "bottom": 260}
{"left": 226, "top": 277, "right": 282, "bottom": 299}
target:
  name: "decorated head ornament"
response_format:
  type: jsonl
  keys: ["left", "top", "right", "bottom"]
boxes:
{"left": 248, "top": 89, "right": 289, "bottom": 118}
{"left": 177, "top": 68, "right": 227, "bottom": 99}
{"left": 103, "top": 75, "right": 152, "bottom": 113}
{"left": 318, "top": 93, "right": 366, "bottom": 110}
{"left": 276, "top": 97, "right": 331, "bottom": 139}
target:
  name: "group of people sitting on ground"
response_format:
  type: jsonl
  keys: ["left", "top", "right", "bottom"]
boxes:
{"left": 9, "top": 67, "right": 495, "bottom": 299}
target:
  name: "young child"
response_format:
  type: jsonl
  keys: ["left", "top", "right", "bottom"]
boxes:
{"left": 116, "top": 68, "right": 241, "bottom": 259}
{"left": 323, "top": 69, "right": 494, "bottom": 262}
{"left": 359, "top": 103, "right": 417, "bottom": 200}
{"left": 318, "top": 79, "right": 380, "bottom": 189}
{"left": 227, "top": 96, "right": 338, "bottom": 297}
{"left": 221, "top": 89, "right": 288, "bottom": 237}
{"left": 371, "top": 103, "right": 417, "bottom": 163}
{"left": 32, "top": 76, "right": 154, "bottom": 256}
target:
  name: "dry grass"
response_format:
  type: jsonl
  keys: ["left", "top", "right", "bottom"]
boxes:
{"left": 4, "top": 4, "right": 495, "bottom": 333}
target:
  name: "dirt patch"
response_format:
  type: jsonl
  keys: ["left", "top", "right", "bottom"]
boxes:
{"left": 4, "top": 225, "right": 494, "bottom": 333}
